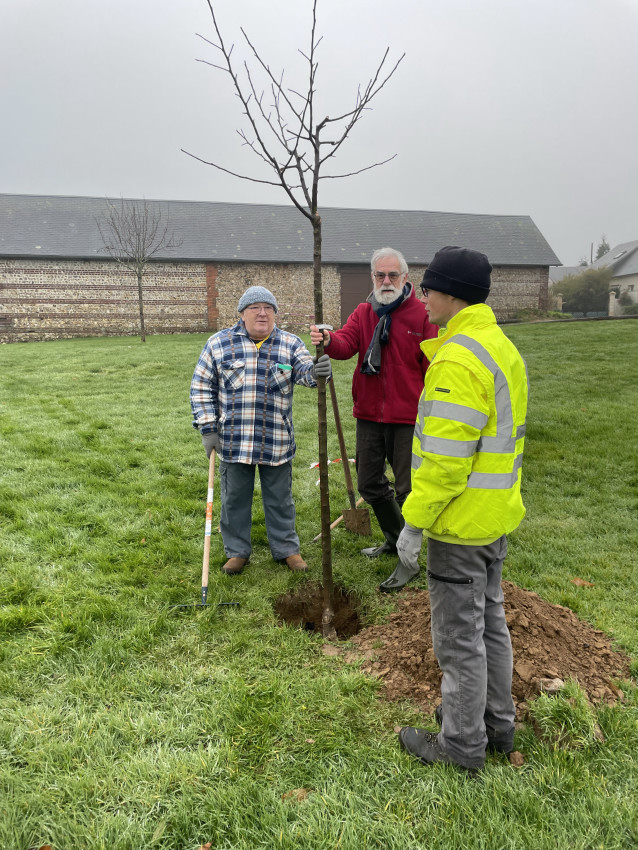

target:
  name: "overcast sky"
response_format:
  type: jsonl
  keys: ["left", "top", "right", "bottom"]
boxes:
{"left": 2, "top": 0, "right": 637, "bottom": 266}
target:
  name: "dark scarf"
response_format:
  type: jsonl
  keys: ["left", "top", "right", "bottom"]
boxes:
{"left": 361, "top": 283, "right": 411, "bottom": 375}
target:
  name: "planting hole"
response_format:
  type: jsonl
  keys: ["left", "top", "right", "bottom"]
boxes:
{"left": 274, "top": 582, "right": 362, "bottom": 639}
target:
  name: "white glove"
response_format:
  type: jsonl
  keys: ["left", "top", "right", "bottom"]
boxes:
{"left": 312, "top": 354, "right": 332, "bottom": 379}
{"left": 396, "top": 523, "right": 423, "bottom": 571}
{"left": 201, "top": 431, "right": 220, "bottom": 458}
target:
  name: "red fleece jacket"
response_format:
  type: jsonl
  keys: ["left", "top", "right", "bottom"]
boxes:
{"left": 326, "top": 287, "right": 437, "bottom": 424}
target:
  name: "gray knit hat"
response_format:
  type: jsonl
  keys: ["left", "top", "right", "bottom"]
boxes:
{"left": 237, "top": 285, "right": 278, "bottom": 314}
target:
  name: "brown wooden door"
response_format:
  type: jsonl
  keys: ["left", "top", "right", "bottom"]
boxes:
{"left": 339, "top": 267, "right": 371, "bottom": 326}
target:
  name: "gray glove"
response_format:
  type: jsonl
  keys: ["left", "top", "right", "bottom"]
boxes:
{"left": 312, "top": 353, "right": 332, "bottom": 380}
{"left": 396, "top": 523, "right": 423, "bottom": 572}
{"left": 201, "top": 431, "right": 220, "bottom": 458}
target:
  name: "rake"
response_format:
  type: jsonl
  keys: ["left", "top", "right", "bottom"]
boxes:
{"left": 170, "top": 450, "right": 239, "bottom": 611}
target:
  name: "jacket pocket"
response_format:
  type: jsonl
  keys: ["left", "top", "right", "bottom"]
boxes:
{"left": 268, "top": 365, "right": 293, "bottom": 395}
{"left": 221, "top": 359, "right": 245, "bottom": 391}
{"left": 427, "top": 570, "right": 473, "bottom": 585}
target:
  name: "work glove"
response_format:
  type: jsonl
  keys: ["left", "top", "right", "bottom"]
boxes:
{"left": 312, "top": 353, "right": 332, "bottom": 380}
{"left": 396, "top": 523, "right": 423, "bottom": 572}
{"left": 201, "top": 431, "right": 220, "bottom": 458}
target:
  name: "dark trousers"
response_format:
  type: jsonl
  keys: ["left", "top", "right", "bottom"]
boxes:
{"left": 355, "top": 420, "right": 414, "bottom": 506}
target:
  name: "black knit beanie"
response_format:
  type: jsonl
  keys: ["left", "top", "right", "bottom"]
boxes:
{"left": 422, "top": 246, "right": 492, "bottom": 304}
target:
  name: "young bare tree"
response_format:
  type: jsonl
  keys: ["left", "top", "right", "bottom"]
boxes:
{"left": 185, "top": 0, "right": 403, "bottom": 637}
{"left": 96, "top": 198, "right": 183, "bottom": 342}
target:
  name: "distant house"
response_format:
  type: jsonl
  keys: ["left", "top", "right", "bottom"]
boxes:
{"left": 0, "top": 193, "right": 560, "bottom": 343}
{"left": 590, "top": 241, "right": 638, "bottom": 306}
{"left": 549, "top": 241, "right": 638, "bottom": 313}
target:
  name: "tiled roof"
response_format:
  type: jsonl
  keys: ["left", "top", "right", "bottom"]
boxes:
{"left": 590, "top": 241, "right": 638, "bottom": 277}
{"left": 0, "top": 193, "right": 560, "bottom": 266}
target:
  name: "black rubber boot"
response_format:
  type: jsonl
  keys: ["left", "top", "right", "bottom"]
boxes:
{"left": 378, "top": 558, "right": 420, "bottom": 593}
{"left": 361, "top": 499, "right": 405, "bottom": 557}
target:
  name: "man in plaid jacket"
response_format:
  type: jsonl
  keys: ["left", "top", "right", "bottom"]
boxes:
{"left": 190, "top": 285, "right": 331, "bottom": 575}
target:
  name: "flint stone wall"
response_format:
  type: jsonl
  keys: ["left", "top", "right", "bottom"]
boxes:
{"left": 407, "top": 264, "right": 548, "bottom": 318}
{"left": 0, "top": 259, "right": 209, "bottom": 343}
{"left": 0, "top": 257, "right": 546, "bottom": 343}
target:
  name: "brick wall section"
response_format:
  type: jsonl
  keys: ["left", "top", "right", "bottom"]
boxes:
{"left": 0, "top": 257, "right": 546, "bottom": 343}
{"left": 0, "top": 258, "right": 209, "bottom": 342}
{"left": 205, "top": 264, "right": 218, "bottom": 331}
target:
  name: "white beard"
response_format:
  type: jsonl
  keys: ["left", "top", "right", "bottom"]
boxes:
{"left": 375, "top": 285, "right": 402, "bottom": 305}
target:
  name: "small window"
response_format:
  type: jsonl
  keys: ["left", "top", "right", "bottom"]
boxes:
{"left": 613, "top": 250, "right": 627, "bottom": 259}
{"left": 628, "top": 285, "right": 635, "bottom": 292}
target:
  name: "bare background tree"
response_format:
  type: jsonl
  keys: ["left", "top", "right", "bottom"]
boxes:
{"left": 185, "top": 0, "right": 403, "bottom": 637}
{"left": 97, "top": 198, "right": 183, "bottom": 343}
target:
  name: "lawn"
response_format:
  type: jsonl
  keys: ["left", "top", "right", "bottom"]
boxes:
{"left": 1, "top": 320, "right": 637, "bottom": 850}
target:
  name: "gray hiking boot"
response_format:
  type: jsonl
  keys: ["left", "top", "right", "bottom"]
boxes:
{"left": 434, "top": 704, "right": 514, "bottom": 754}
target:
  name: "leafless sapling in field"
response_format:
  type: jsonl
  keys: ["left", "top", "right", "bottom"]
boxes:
{"left": 96, "top": 198, "right": 183, "bottom": 343}
{"left": 184, "top": 0, "right": 403, "bottom": 637}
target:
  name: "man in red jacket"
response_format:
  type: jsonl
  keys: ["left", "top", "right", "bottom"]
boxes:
{"left": 310, "top": 246, "right": 437, "bottom": 591}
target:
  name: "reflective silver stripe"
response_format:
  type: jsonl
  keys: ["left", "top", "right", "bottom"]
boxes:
{"left": 467, "top": 455, "right": 523, "bottom": 489}
{"left": 477, "top": 435, "right": 515, "bottom": 453}
{"left": 421, "top": 435, "right": 478, "bottom": 457}
{"left": 413, "top": 335, "right": 526, "bottom": 488}
{"left": 443, "top": 335, "right": 514, "bottom": 438}
{"left": 421, "top": 399, "right": 488, "bottom": 430}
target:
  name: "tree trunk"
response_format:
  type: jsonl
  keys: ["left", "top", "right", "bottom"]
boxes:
{"left": 312, "top": 213, "right": 336, "bottom": 640}
{"left": 137, "top": 271, "right": 146, "bottom": 343}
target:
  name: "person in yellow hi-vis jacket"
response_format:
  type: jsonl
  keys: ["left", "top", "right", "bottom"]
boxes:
{"left": 395, "top": 246, "right": 528, "bottom": 775}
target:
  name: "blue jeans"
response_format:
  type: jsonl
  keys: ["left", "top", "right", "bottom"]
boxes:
{"left": 427, "top": 535, "right": 515, "bottom": 770}
{"left": 219, "top": 460, "right": 300, "bottom": 561}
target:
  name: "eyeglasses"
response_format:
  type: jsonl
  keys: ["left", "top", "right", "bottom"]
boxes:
{"left": 245, "top": 303, "right": 275, "bottom": 313}
{"left": 420, "top": 286, "right": 430, "bottom": 297}
{"left": 373, "top": 271, "right": 402, "bottom": 283}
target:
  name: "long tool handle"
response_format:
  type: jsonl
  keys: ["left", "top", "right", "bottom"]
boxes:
{"left": 328, "top": 379, "right": 357, "bottom": 509}
{"left": 201, "top": 449, "right": 216, "bottom": 606}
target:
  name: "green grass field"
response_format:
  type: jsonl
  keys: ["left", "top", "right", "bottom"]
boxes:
{"left": 1, "top": 320, "right": 637, "bottom": 849}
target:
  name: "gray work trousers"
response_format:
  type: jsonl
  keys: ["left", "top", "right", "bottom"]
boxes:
{"left": 219, "top": 460, "right": 300, "bottom": 561}
{"left": 427, "top": 535, "right": 515, "bottom": 770}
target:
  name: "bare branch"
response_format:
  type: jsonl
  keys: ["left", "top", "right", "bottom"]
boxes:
{"left": 240, "top": 27, "right": 312, "bottom": 138}
{"left": 182, "top": 148, "right": 287, "bottom": 187}
{"left": 318, "top": 154, "right": 398, "bottom": 180}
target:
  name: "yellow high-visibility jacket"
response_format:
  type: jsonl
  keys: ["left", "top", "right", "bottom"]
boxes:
{"left": 402, "top": 303, "right": 528, "bottom": 545}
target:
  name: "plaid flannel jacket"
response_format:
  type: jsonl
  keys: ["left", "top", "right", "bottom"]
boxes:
{"left": 190, "top": 320, "right": 317, "bottom": 465}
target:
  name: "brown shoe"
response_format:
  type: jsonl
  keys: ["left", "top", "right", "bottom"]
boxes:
{"left": 222, "top": 557, "right": 247, "bottom": 575}
{"left": 285, "top": 553, "right": 308, "bottom": 572}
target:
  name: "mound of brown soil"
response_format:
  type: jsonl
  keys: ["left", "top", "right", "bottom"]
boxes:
{"left": 346, "top": 581, "right": 631, "bottom": 718}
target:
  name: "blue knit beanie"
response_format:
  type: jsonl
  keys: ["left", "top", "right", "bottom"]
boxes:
{"left": 237, "top": 286, "right": 278, "bottom": 314}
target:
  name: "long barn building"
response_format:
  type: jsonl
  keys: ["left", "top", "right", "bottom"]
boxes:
{"left": 0, "top": 193, "right": 560, "bottom": 343}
